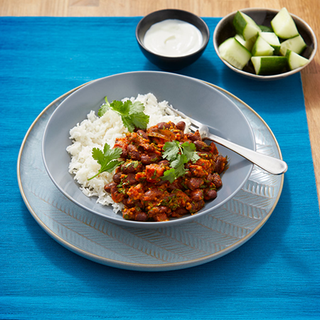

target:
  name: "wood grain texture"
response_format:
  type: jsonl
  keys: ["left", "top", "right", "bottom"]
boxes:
{"left": 2, "top": 0, "right": 319, "bottom": 203}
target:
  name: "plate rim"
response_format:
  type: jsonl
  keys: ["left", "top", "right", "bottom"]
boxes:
{"left": 17, "top": 80, "right": 284, "bottom": 271}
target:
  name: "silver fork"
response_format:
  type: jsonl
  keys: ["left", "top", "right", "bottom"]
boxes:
{"left": 165, "top": 106, "right": 288, "bottom": 175}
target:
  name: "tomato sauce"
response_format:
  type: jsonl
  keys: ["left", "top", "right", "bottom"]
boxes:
{"left": 104, "top": 121, "right": 227, "bottom": 222}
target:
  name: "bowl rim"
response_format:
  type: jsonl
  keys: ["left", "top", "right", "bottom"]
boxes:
{"left": 136, "top": 8, "right": 210, "bottom": 60}
{"left": 213, "top": 7, "right": 318, "bottom": 80}
{"left": 42, "top": 71, "right": 255, "bottom": 228}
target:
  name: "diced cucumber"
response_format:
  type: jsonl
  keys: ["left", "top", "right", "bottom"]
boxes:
{"left": 259, "top": 32, "right": 281, "bottom": 54}
{"left": 251, "top": 35, "right": 275, "bottom": 56}
{"left": 218, "top": 37, "right": 252, "bottom": 70}
{"left": 251, "top": 56, "right": 288, "bottom": 75}
{"left": 279, "top": 34, "right": 307, "bottom": 55}
{"left": 235, "top": 34, "right": 256, "bottom": 51}
{"left": 286, "top": 50, "right": 309, "bottom": 70}
{"left": 222, "top": 7, "right": 309, "bottom": 76}
{"left": 233, "top": 11, "right": 261, "bottom": 40}
{"left": 271, "top": 7, "right": 299, "bottom": 39}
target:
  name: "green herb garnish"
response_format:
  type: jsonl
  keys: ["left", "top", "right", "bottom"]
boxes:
{"left": 98, "top": 96, "right": 149, "bottom": 132}
{"left": 88, "top": 143, "right": 123, "bottom": 180}
{"left": 161, "top": 141, "right": 200, "bottom": 183}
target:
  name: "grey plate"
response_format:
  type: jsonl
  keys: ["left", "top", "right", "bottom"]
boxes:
{"left": 18, "top": 83, "right": 283, "bottom": 271}
{"left": 42, "top": 71, "right": 255, "bottom": 228}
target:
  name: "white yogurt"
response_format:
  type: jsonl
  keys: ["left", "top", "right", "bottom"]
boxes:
{"left": 143, "top": 19, "right": 203, "bottom": 57}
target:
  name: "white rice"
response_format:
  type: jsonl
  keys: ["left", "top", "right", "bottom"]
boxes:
{"left": 66, "top": 93, "right": 190, "bottom": 212}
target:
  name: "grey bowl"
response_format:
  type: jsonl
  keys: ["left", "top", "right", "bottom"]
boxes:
{"left": 213, "top": 8, "right": 317, "bottom": 80}
{"left": 42, "top": 71, "right": 254, "bottom": 228}
{"left": 136, "top": 9, "right": 210, "bottom": 71}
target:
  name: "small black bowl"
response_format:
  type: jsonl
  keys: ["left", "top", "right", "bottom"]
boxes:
{"left": 136, "top": 9, "right": 210, "bottom": 71}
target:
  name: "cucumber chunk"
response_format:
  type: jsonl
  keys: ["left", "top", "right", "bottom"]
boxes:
{"left": 259, "top": 32, "right": 281, "bottom": 54}
{"left": 271, "top": 7, "right": 299, "bottom": 39}
{"left": 233, "top": 11, "right": 261, "bottom": 40}
{"left": 235, "top": 34, "right": 256, "bottom": 51}
{"left": 286, "top": 50, "right": 309, "bottom": 70}
{"left": 222, "top": 7, "right": 309, "bottom": 75}
{"left": 251, "top": 35, "right": 275, "bottom": 56}
{"left": 251, "top": 56, "right": 288, "bottom": 75}
{"left": 219, "top": 37, "right": 252, "bottom": 70}
{"left": 279, "top": 34, "right": 307, "bottom": 55}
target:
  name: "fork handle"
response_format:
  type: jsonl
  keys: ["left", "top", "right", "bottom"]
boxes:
{"left": 206, "top": 132, "right": 288, "bottom": 175}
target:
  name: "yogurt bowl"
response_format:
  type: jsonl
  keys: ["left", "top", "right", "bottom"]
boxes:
{"left": 136, "top": 9, "right": 210, "bottom": 70}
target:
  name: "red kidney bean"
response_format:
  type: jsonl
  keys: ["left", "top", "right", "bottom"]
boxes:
{"left": 120, "top": 149, "right": 127, "bottom": 158}
{"left": 122, "top": 197, "right": 135, "bottom": 208}
{"left": 127, "top": 144, "right": 141, "bottom": 160}
{"left": 215, "top": 155, "right": 227, "bottom": 174}
{"left": 158, "top": 160, "right": 170, "bottom": 166}
{"left": 188, "top": 200, "right": 205, "bottom": 213}
{"left": 190, "top": 189, "right": 204, "bottom": 201}
{"left": 142, "top": 188, "right": 163, "bottom": 201}
{"left": 148, "top": 206, "right": 169, "bottom": 218}
{"left": 176, "top": 121, "right": 186, "bottom": 131}
{"left": 173, "top": 207, "right": 189, "bottom": 216}
{"left": 209, "top": 173, "right": 222, "bottom": 188}
{"left": 135, "top": 212, "right": 148, "bottom": 221}
{"left": 157, "top": 122, "right": 170, "bottom": 129}
{"left": 140, "top": 155, "right": 150, "bottom": 165}
{"left": 113, "top": 172, "right": 122, "bottom": 183}
{"left": 104, "top": 182, "right": 117, "bottom": 193}
{"left": 187, "top": 177, "right": 204, "bottom": 190}
{"left": 120, "top": 161, "right": 143, "bottom": 174}
{"left": 204, "top": 189, "right": 217, "bottom": 201}
{"left": 125, "top": 173, "right": 137, "bottom": 185}
{"left": 186, "top": 131, "right": 201, "bottom": 141}
{"left": 194, "top": 140, "right": 210, "bottom": 151}
{"left": 141, "top": 153, "right": 160, "bottom": 165}
{"left": 136, "top": 129, "right": 149, "bottom": 140}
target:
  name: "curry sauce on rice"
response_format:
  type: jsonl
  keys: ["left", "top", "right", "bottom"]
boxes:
{"left": 67, "top": 93, "right": 227, "bottom": 222}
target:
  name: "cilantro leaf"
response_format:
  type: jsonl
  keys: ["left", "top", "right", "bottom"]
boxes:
{"left": 162, "top": 141, "right": 180, "bottom": 161}
{"left": 98, "top": 97, "right": 110, "bottom": 117}
{"left": 130, "top": 112, "right": 150, "bottom": 130}
{"left": 105, "top": 98, "right": 149, "bottom": 132}
{"left": 161, "top": 168, "right": 176, "bottom": 184}
{"left": 171, "top": 154, "right": 187, "bottom": 170}
{"left": 129, "top": 101, "right": 145, "bottom": 114}
{"left": 171, "top": 154, "right": 188, "bottom": 178}
{"left": 181, "top": 142, "right": 200, "bottom": 163}
{"left": 111, "top": 100, "right": 131, "bottom": 115}
{"left": 88, "top": 143, "right": 123, "bottom": 180}
{"left": 97, "top": 97, "right": 150, "bottom": 132}
{"left": 121, "top": 115, "right": 136, "bottom": 133}
{"left": 161, "top": 140, "right": 199, "bottom": 182}
{"left": 91, "top": 147, "right": 105, "bottom": 165}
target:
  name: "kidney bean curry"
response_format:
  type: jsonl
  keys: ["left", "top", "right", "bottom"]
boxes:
{"left": 104, "top": 121, "right": 228, "bottom": 222}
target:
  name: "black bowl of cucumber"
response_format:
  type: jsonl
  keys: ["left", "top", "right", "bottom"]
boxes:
{"left": 213, "top": 7, "right": 317, "bottom": 80}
